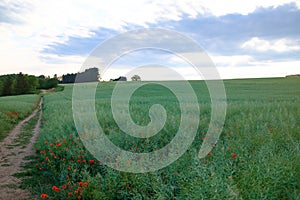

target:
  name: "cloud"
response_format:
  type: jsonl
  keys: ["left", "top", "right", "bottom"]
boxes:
{"left": 0, "top": 0, "right": 300, "bottom": 78}
{"left": 196, "top": 0, "right": 299, "bottom": 16}
{"left": 241, "top": 37, "right": 300, "bottom": 52}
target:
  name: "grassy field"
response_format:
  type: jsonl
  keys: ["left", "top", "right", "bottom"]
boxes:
{"left": 0, "top": 94, "right": 40, "bottom": 141}
{"left": 24, "top": 77, "right": 300, "bottom": 199}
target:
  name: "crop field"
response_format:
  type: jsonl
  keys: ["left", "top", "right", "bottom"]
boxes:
{"left": 24, "top": 78, "right": 300, "bottom": 199}
{"left": 0, "top": 94, "right": 40, "bottom": 141}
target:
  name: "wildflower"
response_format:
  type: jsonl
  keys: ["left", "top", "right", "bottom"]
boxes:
{"left": 45, "top": 141, "right": 48, "bottom": 145}
{"left": 79, "top": 182, "right": 83, "bottom": 187}
{"left": 45, "top": 157, "right": 49, "bottom": 161}
{"left": 232, "top": 153, "right": 237, "bottom": 159}
{"left": 68, "top": 167, "right": 72, "bottom": 171}
{"left": 135, "top": 145, "right": 139, "bottom": 151}
{"left": 83, "top": 182, "right": 88, "bottom": 188}
{"left": 40, "top": 193, "right": 48, "bottom": 198}
{"left": 62, "top": 185, "right": 67, "bottom": 190}
{"left": 77, "top": 160, "right": 81, "bottom": 163}
{"left": 50, "top": 143, "right": 53, "bottom": 147}
{"left": 117, "top": 190, "right": 121, "bottom": 193}
{"left": 56, "top": 142, "right": 61, "bottom": 147}
{"left": 207, "top": 152, "right": 212, "bottom": 156}
{"left": 126, "top": 184, "right": 130, "bottom": 189}
{"left": 52, "top": 186, "right": 60, "bottom": 192}
{"left": 98, "top": 160, "right": 101, "bottom": 163}
{"left": 35, "top": 163, "right": 39, "bottom": 167}
{"left": 68, "top": 192, "right": 73, "bottom": 197}
{"left": 39, "top": 168, "right": 42, "bottom": 171}
{"left": 89, "top": 159, "right": 94, "bottom": 163}
{"left": 77, "top": 196, "right": 82, "bottom": 200}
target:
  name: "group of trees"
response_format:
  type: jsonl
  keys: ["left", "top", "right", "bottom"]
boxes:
{"left": 0, "top": 68, "right": 141, "bottom": 97}
{"left": 62, "top": 68, "right": 99, "bottom": 83}
{"left": 0, "top": 73, "right": 58, "bottom": 97}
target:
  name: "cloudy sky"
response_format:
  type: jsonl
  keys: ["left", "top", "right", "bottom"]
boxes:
{"left": 1, "top": 0, "right": 300, "bottom": 80}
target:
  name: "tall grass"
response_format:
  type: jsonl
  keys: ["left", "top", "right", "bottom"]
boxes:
{"left": 31, "top": 78, "right": 300, "bottom": 199}
{"left": 0, "top": 94, "right": 40, "bottom": 140}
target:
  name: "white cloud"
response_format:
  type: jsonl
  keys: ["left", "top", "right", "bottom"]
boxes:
{"left": 210, "top": 55, "right": 253, "bottom": 67}
{"left": 241, "top": 37, "right": 300, "bottom": 52}
{"left": 196, "top": 0, "right": 299, "bottom": 16}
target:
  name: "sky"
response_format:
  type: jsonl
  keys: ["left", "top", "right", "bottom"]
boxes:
{"left": 0, "top": 0, "right": 300, "bottom": 80}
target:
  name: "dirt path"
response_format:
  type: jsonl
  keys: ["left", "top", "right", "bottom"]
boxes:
{"left": 0, "top": 98, "right": 43, "bottom": 200}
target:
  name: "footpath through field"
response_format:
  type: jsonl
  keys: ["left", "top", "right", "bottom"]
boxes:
{"left": 0, "top": 98, "right": 43, "bottom": 200}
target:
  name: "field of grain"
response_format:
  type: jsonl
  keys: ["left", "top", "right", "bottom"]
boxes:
{"left": 21, "top": 78, "right": 300, "bottom": 199}
{"left": 0, "top": 94, "right": 40, "bottom": 141}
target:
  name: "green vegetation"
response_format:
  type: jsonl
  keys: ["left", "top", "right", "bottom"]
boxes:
{"left": 25, "top": 78, "right": 300, "bottom": 199}
{"left": 0, "top": 94, "right": 40, "bottom": 141}
{"left": 10, "top": 110, "right": 40, "bottom": 149}
{"left": 0, "top": 73, "right": 59, "bottom": 97}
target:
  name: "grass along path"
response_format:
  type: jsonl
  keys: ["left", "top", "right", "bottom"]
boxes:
{"left": 0, "top": 98, "right": 42, "bottom": 200}
{"left": 0, "top": 94, "right": 40, "bottom": 141}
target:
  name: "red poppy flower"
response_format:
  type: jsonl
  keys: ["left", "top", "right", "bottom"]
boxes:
{"left": 52, "top": 186, "right": 60, "bottom": 192}
{"left": 40, "top": 194, "right": 48, "bottom": 198}
{"left": 232, "top": 153, "right": 237, "bottom": 159}
{"left": 89, "top": 159, "right": 94, "bottom": 163}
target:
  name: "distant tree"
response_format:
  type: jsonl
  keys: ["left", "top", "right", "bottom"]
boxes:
{"left": 76, "top": 67, "right": 100, "bottom": 83}
{"left": 15, "top": 73, "right": 28, "bottom": 94}
{"left": 62, "top": 73, "right": 77, "bottom": 83}
{"left": 0, "top": 79, "right": 3, "bottom": 96}
{"left": 26, "top": 75, "right": 39, "bottom": 93}
{"left": 1, "top": 75, "right": 14, "bottom": 96}
{"left": 62, "top": 67, "right": 100, "bottom": 83}
{"left": 38, "top": 76, "right": 58, "bottom": 89}
{"left": 131, "top": 75, "right": 141, "bottom": 81}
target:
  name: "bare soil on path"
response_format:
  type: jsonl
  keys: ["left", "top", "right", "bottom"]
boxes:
{"left": 0, "top": 99, "right": 43, "bottom": 200}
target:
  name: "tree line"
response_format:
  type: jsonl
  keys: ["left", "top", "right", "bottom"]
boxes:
{"left": 0, "top": 68, "right": 100, "bottom": 97}
{"left": 61, "top": 68, "right": 99, "bottom": 83}
{"left": 0, "top": 73, "right": 58, "bottom": 97}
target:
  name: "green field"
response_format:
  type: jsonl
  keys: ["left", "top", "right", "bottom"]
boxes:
{"left": 28, "top": 77, "right": 300, "bottom": 199}
{"left": 0, "top": 94, "right": 40, "bottom": 141}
